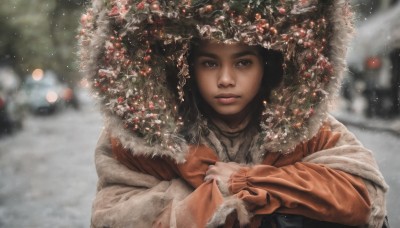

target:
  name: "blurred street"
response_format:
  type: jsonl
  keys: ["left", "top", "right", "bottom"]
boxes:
{"left": 0, "top": 91, "right": 399, "bottom": 227}
{"left": 0, "top": 92, "right": 101, "bottom": 228}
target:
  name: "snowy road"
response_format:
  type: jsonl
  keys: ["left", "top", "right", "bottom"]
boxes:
{"left": 0, "top": 98, "right": 398, "bottom": 227}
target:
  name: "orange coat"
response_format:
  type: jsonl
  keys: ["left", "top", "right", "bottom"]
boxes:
{"left": 111, "top": 123, "right": 370, "bottom": 227}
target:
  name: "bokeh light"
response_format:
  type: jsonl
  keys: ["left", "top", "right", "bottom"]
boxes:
{"left": 32, "top": 68, "right": 44, "bottom": 81}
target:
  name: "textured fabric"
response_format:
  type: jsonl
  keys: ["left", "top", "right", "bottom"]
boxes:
{"left": 205, "top": 119, "right": 258, "bottom": 163}
{"left": 101, "top": 119, "right": 374, "bottom": 227}
{"left": 304, "top": 116, "right": 388, "bottom": 228}
{"left": 230, "top": 163, "right": 370, "bottom": 225}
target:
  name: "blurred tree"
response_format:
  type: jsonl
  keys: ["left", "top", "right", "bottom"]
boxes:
{"left": 0, "top": 0, "right": 89, "bottom": 84}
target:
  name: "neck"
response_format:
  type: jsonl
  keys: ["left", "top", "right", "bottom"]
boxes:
{"left": 208, "top": 102, "right": 256, "bottom": 133}
{"left": 211, "top": 113, "right": 251, "bottom": 133}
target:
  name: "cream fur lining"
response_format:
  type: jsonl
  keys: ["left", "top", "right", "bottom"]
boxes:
{"left": 106, "top": 116, "right": 188, "bottom": 163}
{"left": 206, "top": 197, "right": 251, "bottom": 228}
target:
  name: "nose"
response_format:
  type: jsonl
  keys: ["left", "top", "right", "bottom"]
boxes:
{"left": 217, "top": 66, "right": 235, "bottom": 88}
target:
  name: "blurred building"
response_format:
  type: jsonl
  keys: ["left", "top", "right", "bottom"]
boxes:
{"left": 344, "top": 0, "right": 400, "bottom": 117}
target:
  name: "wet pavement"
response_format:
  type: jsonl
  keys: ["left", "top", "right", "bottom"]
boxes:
{"left": 0, "top": 101, "right": 101, "bottom": 228}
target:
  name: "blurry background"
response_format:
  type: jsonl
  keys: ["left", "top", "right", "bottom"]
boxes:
{"left": 0, "top": 0, "right": 399, "bottom": 227}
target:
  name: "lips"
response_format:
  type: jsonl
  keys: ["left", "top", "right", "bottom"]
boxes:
{"left": 215, "top": 93, "right": 240, "bottom": 104}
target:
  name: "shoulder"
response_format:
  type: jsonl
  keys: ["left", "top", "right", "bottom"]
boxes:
{"left": 325, "top": 115, "right": 363, "bottom": 147}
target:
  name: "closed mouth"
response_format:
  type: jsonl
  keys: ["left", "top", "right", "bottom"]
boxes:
{"left": 214, "top": 94, "right": 240, "bottom": 105}
{"left": 215, "top": 93, "right": 240, "bottom": 99}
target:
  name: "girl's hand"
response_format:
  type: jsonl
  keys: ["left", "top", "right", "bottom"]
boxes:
{"left": 205, "top": 162, "right": 243, "bottom": 195}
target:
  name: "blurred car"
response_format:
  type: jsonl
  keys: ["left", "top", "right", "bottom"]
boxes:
{"left": 21, "top": 70, "right": 71, "bottom": 114}
{"left": 0, "top": 67, "right": 25, "bottom": 134}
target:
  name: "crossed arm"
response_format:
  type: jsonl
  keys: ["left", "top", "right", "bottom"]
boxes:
{"left": 91, "top": 117, "right": 386, "bottom": 227}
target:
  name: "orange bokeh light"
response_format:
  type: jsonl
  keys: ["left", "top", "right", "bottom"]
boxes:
{"left": 46, "top": 91, "right": 59, "bottom": 103}
{"left": 32, "top": 69, "right": 44, "bottom": 81}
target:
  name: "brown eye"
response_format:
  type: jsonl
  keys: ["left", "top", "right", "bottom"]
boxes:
{"left": 202, "top": 60, "right": 218, "bottom": 68}
{"left": 236, "top": 59, "right": 252, "bottom": 68}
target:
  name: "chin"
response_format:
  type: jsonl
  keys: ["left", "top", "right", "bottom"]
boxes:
{"left": 213, "top": 107, "right": 243, "bottom": 116}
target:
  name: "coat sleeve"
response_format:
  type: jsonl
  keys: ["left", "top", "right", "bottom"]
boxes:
{"left": 91, "top": 130, "right": 231, "bottom": 228}
{"left": 228, "top": 115, "right": 387, "bottom": 227}
{"left": 91, "top": 129, "right": 195, "bottom": 228}
{"left": 229, "top": 162, "right": 371, "bottom": 226}
{"left": 303, "top": 115, "right": 388, "bottom": 228}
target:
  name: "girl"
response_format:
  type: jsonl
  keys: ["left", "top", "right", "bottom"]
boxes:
{"left": 79, "top": 0, "right": 388, "bottom": 227}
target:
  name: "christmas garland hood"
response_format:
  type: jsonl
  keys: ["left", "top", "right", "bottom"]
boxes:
{"left": 78, "top": 0, "right": 353, "bottom": 162}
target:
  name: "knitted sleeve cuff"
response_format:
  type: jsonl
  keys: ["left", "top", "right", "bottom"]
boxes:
{"left": 229, "top": 167, "right": 251, "bottom": 194}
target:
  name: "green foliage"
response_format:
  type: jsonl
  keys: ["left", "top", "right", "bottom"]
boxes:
{"left": 0, "top": 0, "right": 89, "bottom": 83}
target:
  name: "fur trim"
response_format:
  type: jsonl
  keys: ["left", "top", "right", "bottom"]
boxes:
{"left": 206, "top": 197, "right": 250, "bottom": 228}
{"left": 107, "top": 115, "right": 188, "bottom": 163}
{"left": 364, "top": 181, "right": 387, "bottom": 228}
{"left": 260, "top": 0, "right": 354, "bottom": 155}
{"left": 304, "top": 115, "right": 389, "bottom": 191}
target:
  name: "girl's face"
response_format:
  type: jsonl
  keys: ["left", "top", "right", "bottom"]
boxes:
{"left": 193, "top": 42, "right": 264, "bottom": 121}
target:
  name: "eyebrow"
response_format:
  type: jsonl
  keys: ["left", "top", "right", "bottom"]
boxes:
{"left": 195, "top": 50, "right": 259, "bottom": 59}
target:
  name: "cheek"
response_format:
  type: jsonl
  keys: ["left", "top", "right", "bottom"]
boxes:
{"left": 246, "top": 68, "right": 264, "bottom": 91}
{"left": 195, "top": 71, "right": 213, "bottom": 95}
{"left": 246, "top": 74, "right": 263, "bottom": 99}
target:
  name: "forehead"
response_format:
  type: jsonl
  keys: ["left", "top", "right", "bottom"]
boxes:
{"left": 195, "top": 41, "right": 259, "bottom": 56}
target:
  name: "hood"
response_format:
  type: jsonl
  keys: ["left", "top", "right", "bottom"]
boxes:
{"left": 79, "top": 0, "right": 353, "bottom": 162}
